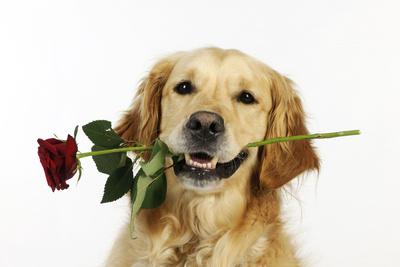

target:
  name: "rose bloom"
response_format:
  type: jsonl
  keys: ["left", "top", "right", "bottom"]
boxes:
{"left": 37, "top": 135, "right": 78, "bottom": 191}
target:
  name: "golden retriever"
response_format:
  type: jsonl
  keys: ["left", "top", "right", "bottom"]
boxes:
{"left": 106, "top": 47, "right": 319, "bottom": 267}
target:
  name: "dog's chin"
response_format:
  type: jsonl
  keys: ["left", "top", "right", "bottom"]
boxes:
{"left": 175, "top": 174, "right": 226, "bottom": 193}
{"left": 173, "top": 149, "right": 248, "bottom": 192}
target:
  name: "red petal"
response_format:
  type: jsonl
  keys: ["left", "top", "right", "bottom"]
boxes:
{"left": 45, "top": 138, "right": 64, "bottom": 145}
{"left": 37, "top": 135, "right": 77, "bottom": 191}
{"left": 44, "top": 161, "right": 56, "bottom": 191}
{"left": 37, "top": 146, "right": 56, "bottom": 191}
{"left": 64, "top": 135, "right": 78, "bottom": 178}
{"left": 49, "top": 160, "right": 64, "bottom": 191}
{"left": 65, "top": 135, "right": 78, "bottom": 156}
{"left": 37, "top": 139, "right": 58, "bottom": 155}
{"left": 54, "top": 143, "right": 66, "bottom": 155}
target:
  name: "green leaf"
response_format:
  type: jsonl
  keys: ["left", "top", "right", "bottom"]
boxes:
{"left": 92, "top": 145, "right": 127, "bottom": 175}
{"left": 129, "top": 155, "right": 142, "bottom": 204}
{"left": 141, "top": 139, "right": 170, "bottom": 177}
{"left": 118, "top": 152, "right": 127, "bottom": 167}
{"left": 101, "top": 158, "right": 134, "bottom": 204}
{"left": 130, "top": 170, "right": 140, "bottom": 205}
{"left": 141, "top": 150, "right": 165, "bottom": 177}
{"left": 77, "top": 167, "right": 82, "bottom": 183}
{"left": 141, "top": 173, "right": 167, "bottom": 209}
{"left": 82, "top": 120, "right": 123, "bottom": 148}
{"left": 129, "top": 138, "right": 172, "bottom": 235}
{"left": 73, "top": 125, "right": 79, "bottom": 139}
{"left": 76, "top": 158, "right": 83, "bottom": 184}
{"left": 150, "top": 139, "right": 170, "bottom": 157}
{"left": 130, "top": 171, "right": 154, "bottom": 233}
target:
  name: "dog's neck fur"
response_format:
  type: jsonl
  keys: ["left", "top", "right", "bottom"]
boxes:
{"left": 126, "top": 167, "right": 298, "bottom": 267}
{"left": 164, "top": 168, "right": 249, "bottom": 238}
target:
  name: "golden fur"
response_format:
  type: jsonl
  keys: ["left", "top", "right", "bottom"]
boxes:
{"left": 106, "top": 48, "right": 319, "bottom": 267}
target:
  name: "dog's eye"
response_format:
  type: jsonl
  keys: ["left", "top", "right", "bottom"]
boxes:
{"left": 237, "top": 91, "right": 256, "bottom": 104}
{"left": 174, "top": 81, "right": 194, "bottom": 95}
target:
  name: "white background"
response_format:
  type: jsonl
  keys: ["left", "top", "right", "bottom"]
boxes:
{"left": 1, "top": 0, "right": 399, "bottom": 266}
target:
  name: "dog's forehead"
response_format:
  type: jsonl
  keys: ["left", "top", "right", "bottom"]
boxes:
{"left": 171, "top": 49, "right": 264, "bottom": 87}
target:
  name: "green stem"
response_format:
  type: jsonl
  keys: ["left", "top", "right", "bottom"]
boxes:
{"left": 246, "top": 130, "right": 361, "bottom": 147}
{"left": 77, "top": 146, "right": 153, "bottom": 159}
{"left": 76, "top": 130, "right": 360, "bottom": 159}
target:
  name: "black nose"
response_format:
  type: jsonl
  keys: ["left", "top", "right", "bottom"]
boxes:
{"left": 186, "top": 111, "right": 225, "bottom": 140}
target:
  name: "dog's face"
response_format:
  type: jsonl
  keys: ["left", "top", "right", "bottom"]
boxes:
{"left": 159, "top": 50, "right": 271, "bottom": 191}
{"left": 116, "top": 48, "right": 319, "bottom": 193}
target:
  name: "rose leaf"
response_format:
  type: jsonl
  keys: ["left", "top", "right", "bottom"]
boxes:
{"left": 101, "top": 158, "right": 133, "bottom": 203}
{"left": 141, "top": 172, "right": 167, "bottom": 209}
{"left": 129, "top": 171, "right": 154, "bottom": 231}
{"left": 82, "top": 120, "right": 123, "bottom": 148}
{"left": 92, "top": 145, "right": 127, "bottom": 175}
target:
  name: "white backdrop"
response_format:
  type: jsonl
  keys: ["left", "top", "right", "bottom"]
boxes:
{"left": 1, "top": 0, "right": 399, "bottom": 266}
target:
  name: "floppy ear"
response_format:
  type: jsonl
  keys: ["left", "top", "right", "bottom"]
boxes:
{"left": 114, "top": 53, "right": 182, "bottom": 158}
{"left": 258, "top": 72, "right": 320, "bottom": 189}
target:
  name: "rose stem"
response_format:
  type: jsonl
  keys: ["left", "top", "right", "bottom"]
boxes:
{"left": 76, "top": 130, "right": 360, "bottom": 159}
{"left": 77, "top": 146, "right": 153, "bottom": 159}
{"left": 246, "top": 129, "right": 361, "bottom": 148}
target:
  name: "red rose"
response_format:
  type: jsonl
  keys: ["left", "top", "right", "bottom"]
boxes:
{"left": 37, "top": 135, "right": 78, "bottom": 191}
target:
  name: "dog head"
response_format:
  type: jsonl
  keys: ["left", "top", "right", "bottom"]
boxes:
{"left": 116, "top": 48, "right": 319, "bottom": 193}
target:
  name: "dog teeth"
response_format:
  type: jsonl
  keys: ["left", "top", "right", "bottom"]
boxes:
{"left": 184, "top": 154, "right": 217, "bottom": 169}
{"left": 211, "top": 157, "right": 218, "bottom": 169}
{"left": 185, "top": 154, "right": 191, "bottom": 162}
